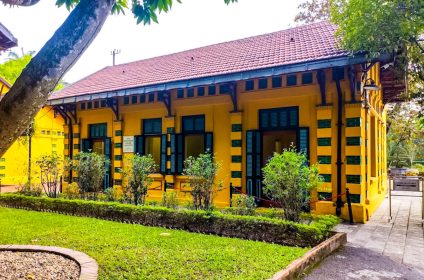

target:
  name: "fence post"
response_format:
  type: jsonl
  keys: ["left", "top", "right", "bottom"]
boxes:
{"left": 230, "top": 182, "right": 233, "bottom": 207}
{"left": 346, "top": 187, "right": 354, "bottom": 224}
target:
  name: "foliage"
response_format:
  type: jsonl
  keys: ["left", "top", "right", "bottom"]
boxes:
{"left": 412, "top": 164, "right": 424, "bottom": 176}
{"left": 161, "top": 191, "right": 179, "bottom": 209}
{"left": 111, "top": 185, "right": 125, "bottom": 202}
{"left": 295, "top": 0, "right": 331, "bottom": 23}
{"left": 122, "top": 154, "right": 156, "bottom": 205}
{"left": 229, "top": 194, "right": 257, "bottom": 215}
{"left": 16, "top": 182, "right": 42, "bottom": 197}
{"left": 61, "top": 182, "right": 80, "bottom": 199}
{"left": 387, "top": 102, "right": 424, "bottom": 167}
{"left": 0, "top": 52, "right": 64, "bottom": 90}
{"left": 0, "top": 194, "right": 339, "bottom": 248}
{"left": 262, "top": 147, "right": 321, "bottom": 222}
{"left": 0, "top": 206, "right": 306, "bottom": 280}
{"left": 36, "top": 154, "right": 62, "bottom": 198}
{"left": 67, "top": 152, "right": 109, "bottom": 194}
{"left": 56, "top": 0, "right": 238, "bottom": 25}
{"left": 184, "top": 153, "right": 221, "bottom": 210}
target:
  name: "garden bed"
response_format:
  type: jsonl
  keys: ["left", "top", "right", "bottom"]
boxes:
{"left": 0, "top": 194, "right": 339, "bottom": 247}
{"left": 0, "top": 207, "right": 308, "bottom": 280}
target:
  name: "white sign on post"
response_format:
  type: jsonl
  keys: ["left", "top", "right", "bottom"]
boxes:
{"left": 123, "top": 136, "right": 135, "bottom": 153}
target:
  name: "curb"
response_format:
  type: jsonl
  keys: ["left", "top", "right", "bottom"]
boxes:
{"left": 270, "top": 232, "right": 347, "bottom": 280}
{"left": 0, "top": 245, "right": 98, "bottom": 280}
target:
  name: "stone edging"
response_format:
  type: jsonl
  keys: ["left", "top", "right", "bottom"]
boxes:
{"left": 270, "top": 232, "right": 347, "bottom": 280}
{"left": 0, "top": 245, "right": 98, "bottom": 280}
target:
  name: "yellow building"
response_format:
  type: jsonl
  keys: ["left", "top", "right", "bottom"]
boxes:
{"left": 48, "top": 22, "right": 403, "bottom": 222}
{"left": 0, "top": 78, "right": 65, "bottom": 186}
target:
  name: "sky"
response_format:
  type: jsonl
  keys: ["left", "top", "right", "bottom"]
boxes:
{"left": 0, "top": 0, "right": 302, "bottom": 83}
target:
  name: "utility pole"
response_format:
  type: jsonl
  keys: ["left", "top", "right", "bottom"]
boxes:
{"left": 111, "top": 49, "right": 121, "bottom": 66}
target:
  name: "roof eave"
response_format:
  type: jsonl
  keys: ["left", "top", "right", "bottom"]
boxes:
{"left": 48, "top": 53, "right": 384, "bottom": 105}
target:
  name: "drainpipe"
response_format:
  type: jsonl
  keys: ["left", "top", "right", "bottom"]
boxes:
{"left": 68, "top": 120, "right": 73, "bottom": 181}
{"left": 335, "top": 77, "right": 344, "bottom": 216}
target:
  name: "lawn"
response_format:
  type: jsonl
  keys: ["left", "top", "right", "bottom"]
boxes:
{"left": 0, "top": 207, "right": 307, "bottom": 280}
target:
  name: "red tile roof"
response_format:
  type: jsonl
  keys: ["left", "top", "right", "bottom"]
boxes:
{"left": 51, "top": 21, "right": 347, "bottom": 100}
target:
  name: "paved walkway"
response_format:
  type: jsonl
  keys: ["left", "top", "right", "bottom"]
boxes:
{"left": 306, "top": 191, "right": 424, "bottom": 279}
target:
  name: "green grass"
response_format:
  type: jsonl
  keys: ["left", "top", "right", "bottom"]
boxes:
{"left": 0, "top": 207, "right": 307, "bottom": 280}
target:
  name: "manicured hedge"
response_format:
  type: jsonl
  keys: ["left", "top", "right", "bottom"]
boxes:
{"left": 0, "top": 194, "right": 339, "bottom": 247}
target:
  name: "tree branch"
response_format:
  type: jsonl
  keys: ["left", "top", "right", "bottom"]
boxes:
{"left": 0, "top": 0, "right": 115, "bottom": 157}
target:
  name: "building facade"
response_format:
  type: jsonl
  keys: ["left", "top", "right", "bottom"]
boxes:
{"left": 49, "top": 22, "right": 402, "bottom": 222}
{"left": 0, "top": 78, "right": 65, "bottom": 186}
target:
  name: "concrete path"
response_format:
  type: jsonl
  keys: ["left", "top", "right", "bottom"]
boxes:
{"left": 306, "top": 191, "right": 424, "bottom": 279}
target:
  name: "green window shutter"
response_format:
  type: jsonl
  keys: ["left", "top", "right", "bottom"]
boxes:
{"left": 170, "top": 134, "right": 176, "bottom": 174}
{"left": 231, "top": 171, "right": 242, "bottom": 178}
{"left": 298, "top": 128, "right": 309, "bottom": 160}
{"left": 232, "top": 124, "right": 242, "bottom": 132}
{"left": 104, "top": 138, "right": 112, "bottom": 189}
{"left": 350, "top": 194, "right": 361, "bottom": 203}
{"left": 321, "top": 174, "right": 332, "bottom": 182}
{"left": 317, "top": 119, "right": 331, "bottom": 128}
{"left": 232, "top": 140, "right": 242, "bottom": 147}
{"left": 114, "top": 143, "right": 122, "bottom": 148}
{"left": 346, "top": 117, "right": 361, "bottom": 127}
{"left": 104, "top": 138, "right": 111, "bottom": 159}
{"left": 160, "top": 135, "right": 167, "bottom": 173}
{"left": 81, "top": 139, "right": 91, "bottom": 152}
{"left": 232, "top": 156, "right": 242, "bottom": 163}
{"left": 318, "top": 156, "right": 331, "bottom": 164}
{"left": 318, "top": 138, "right": 332, "bottom": 146}
{"left": 135, "top": 136, "right": 144, "bottom": 155}
{"left": 177, "top": 134, "right": 184, "bottom": 173}
{"left": 115, "top": 155, "right": 122, "bottom": 161}
{"left": 205, "top": 132, "right": 213, "bottom": 154}
{"left": 347, "top": 175, "right": 361, "bottom": 184}
{"left": 318, "top": 192, "right": 332, "bottom": 201}
{"left": 246, "top": 131, "right": 254, "bottom": 178}
{"left": 115, "top": 130, "right": 122, "bottom": 136}
{"left": 346, "top": 156, "right": 361, "bottom": 165}
{"left": 346, "top": 137, "right": 361, "bottom": 146}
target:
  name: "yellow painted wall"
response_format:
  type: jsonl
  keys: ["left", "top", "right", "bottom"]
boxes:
{"left": 0, "top": 80, "right": 64, "bottom": 186}
{"left": 64, "top": 65, "right": 387, "bottom": 222}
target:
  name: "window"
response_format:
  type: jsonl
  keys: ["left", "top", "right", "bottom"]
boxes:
{"left": 89, "top": 123, "right": 107, "bottom": 138}
{"left": 302, "top": 73, "right": 313, "bottom": 85}
{"left": 124, "top": 96, "right": 129, "bottom": 105}
{"left": 347, "top": 117, "right": 361, "bottom": 127}
{"left": 185, "top": 134, "right": 205, "bottom": 159}
{"left": 177, "top": 89, "right": 184, "bottom": 99}
{"left": 101, "top": 100, "right": 107, "bottom": 107}
{"left": 208, "top": 85, "right": 216, "bottom": 95}
{"left": 272, "top": 76, "right": 282, "bottom": 88}
{"left": 219, "top": 84, "right": 231, "bottom": 94}
{"left": 143, "top": 118, "right": 162, "bottom": 135}
{"left": 318, "top": 156, "right": 331, "bottom": 164}
{"left": 197, "top": 87, "right": 205, "bottom": 96}
{"left": 148, "top": 93, "right": 155, "bottom": 102}
{"left": 245, "top": 80, "right": 254, "bottom": 91}
{"left": 187, "top": 88, "right": 195, "bottom": 98}
{"left": 81, "top": 103, "right": 86, "bottom": 110}
{"left": 87, "top": 102, "right": 92, "bottom": 109}
{"left": 259, "top": 107, "right": 298, "bottom": 130}
{"left": 131, "top": 95, "right": 138, "bottom": 104}
{"left": 317, "top": 119, "right": 331, "bottom": 128}
{"left": 182, "top": 115, "right": 205, "bottom": 134}
{"left": 94, "top": 101, "right": 99, "bottom": 108}
{"left": 140, "top": 94, "right": 146, "bottom": 103}
{"left": 287, "top": 74, "right": 297, "bottom": 86}
{"left": 258, "top": 78, "right": 268, "bottom": 89}
{"left": 332, "top": 67, "right": 345, "bottom": 81}
{"left": 318, "top": 138, "right": 331, "bottom": 146}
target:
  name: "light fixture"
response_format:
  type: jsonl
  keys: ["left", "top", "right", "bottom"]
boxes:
{"left": 363, "top": 78, "right": 381, "bottom": 91}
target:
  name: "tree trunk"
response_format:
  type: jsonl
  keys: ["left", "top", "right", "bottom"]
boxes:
{"left": 0, "top": 0, "right": 115, "bottom": 157}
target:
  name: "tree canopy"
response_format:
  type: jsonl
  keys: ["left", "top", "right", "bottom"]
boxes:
{"left": 0, "top": 0, "right": 237, "bottom": 158}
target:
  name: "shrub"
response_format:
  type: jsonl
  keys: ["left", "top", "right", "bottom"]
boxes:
{"left": 16, "top": 182, "right": 42, "bottom": 197}
{"left": 36, "top": 154, "right": 62, "bottom": 198}
{"left": 67, "top": 152, "right": 109, "bottom": 194}
{"left": 123, "top": 154, "right": 156, "bottom": 205}
{"left": 228, "top": 194, "right": 256, "bottom": 215}
{"left": 161, "top": 191, "right": 179, "bottom": 209}
{"left": 184, "top": 153, "right": 221, "bottom": 210}
{"left": 61, "top": 182, "right": 80, "bottom": 199}
{"left": 262, "top": 146, "right": 321, "bottom": 222}
{"left": 412, "top": 164, "right": 424, "bottom": 176}
{"left": 0, "top": 194, "right": 340, "bottom": 247}
{"left": 111, "top": 185, "right": 124, "bottom": 202}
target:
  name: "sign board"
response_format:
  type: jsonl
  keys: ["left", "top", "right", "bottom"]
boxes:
{"left": 123, "top": 136, "right": 135, "bottom": 153}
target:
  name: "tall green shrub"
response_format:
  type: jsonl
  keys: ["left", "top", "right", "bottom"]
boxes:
{"left": 184, "top": 153, "right": 221, "bottom": 210}
{"left": 69, "top": 152, "right": 109, "bottom": 194}
{"left": 123, "top": 154, "right": 156, "bottom": 205}
{"left": 262, "top": 147, "right": 321, "bottom": 222}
